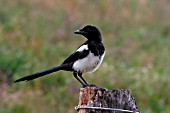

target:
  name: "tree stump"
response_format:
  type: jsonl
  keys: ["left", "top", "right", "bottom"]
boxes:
{"left": 75, "top": 86, "right": 140, "bottom": 113}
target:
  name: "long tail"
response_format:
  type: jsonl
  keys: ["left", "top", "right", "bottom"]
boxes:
{"left": 15, "top": 64, "right": 70, "bottom": 83}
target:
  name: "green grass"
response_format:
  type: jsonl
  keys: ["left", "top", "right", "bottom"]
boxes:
{"left": 0, "top": 0, "right": 170, "bottom": 113}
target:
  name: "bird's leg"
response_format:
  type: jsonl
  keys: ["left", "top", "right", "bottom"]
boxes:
{"left": 78, "top": 73, "right": 89, "bottom": 86}
{"left": 73, "top": 72, "right": 87, "bottom": 87}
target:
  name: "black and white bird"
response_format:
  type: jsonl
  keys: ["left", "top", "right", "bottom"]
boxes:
{"left": 15, "top": 25, "right": 105, "bottom": 87}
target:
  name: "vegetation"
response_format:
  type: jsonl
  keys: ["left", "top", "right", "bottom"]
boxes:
{"left": 0, "top": 0, "right": 170, "bottom": 113}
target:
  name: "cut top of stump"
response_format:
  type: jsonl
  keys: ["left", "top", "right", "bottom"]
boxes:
{"left": 76, "top": 86, "right": 140, "bottom": 113}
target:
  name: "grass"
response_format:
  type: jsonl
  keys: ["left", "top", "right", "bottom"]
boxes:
{"left": 0, "top": 0, "right": 170, "bottom": 113}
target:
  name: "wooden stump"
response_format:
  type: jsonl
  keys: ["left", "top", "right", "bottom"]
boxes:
{"left": 76, "top": 86, "right": 140, "bottom": 113}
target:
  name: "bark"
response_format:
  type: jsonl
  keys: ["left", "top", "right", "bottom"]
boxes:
{"left": 76, "top": 86, "right": 140, "bottom": 113}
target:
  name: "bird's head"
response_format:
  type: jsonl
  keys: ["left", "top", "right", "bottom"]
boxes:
{"left": 74, "top": 25, "right": 102, "bottom": 42}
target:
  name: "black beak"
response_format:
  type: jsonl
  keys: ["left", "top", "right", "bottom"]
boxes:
{"left": 74, "top": 29, "right": 86, "bottom": 34}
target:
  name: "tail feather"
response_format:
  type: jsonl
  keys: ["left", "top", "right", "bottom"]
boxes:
{"left": 15, "top": 65, "right": 64, "bottom": 83}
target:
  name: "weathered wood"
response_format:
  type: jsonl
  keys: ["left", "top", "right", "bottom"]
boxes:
{"left": 76, "top": 86, "right": 140, "bottom": 113}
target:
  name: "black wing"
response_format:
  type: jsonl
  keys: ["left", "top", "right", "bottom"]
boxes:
{"left": 62, "top": 49, "right": 89, "bottom": 64}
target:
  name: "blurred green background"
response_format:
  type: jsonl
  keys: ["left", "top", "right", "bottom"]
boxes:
{"left": 0, "top": 0, "right": 170, "bottom": 113}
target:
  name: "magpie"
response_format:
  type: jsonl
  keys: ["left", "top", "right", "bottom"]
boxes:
{"left": 15, "top": 25, "right": 105, "bottom": 87}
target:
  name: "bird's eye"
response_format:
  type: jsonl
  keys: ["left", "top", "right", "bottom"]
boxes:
{"left": 87, "top": 29, "right": 91, "bottom": 32}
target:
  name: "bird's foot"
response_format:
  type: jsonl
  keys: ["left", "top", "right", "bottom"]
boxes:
{"left": 82, "top": 84, "right": 97, "bottom": 88}
{"left": 82, "top": 84, "right": 89, "bottom": 88}
{"left": 89, "top": 84, "right": 97, "bottom": 87}
{"left": 95, "top": 87, "right": 108, "bottom": 92}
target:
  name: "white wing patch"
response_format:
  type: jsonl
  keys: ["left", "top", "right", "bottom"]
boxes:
{"left": 77, "top": 45, "right": 88, "bottom": 52}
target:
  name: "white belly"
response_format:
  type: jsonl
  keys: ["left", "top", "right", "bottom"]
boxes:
{"left": 73, "top": 52, "right": 105, "bottom": 73}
